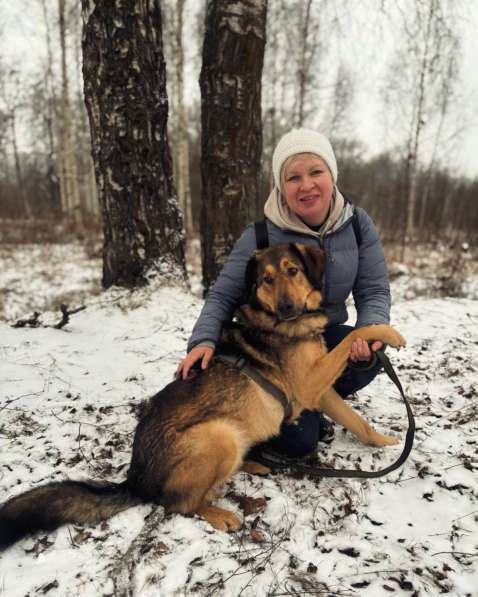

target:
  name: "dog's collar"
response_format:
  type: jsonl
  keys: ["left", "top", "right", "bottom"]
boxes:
{"left": 238, "top": 304, "right": 325, "bottom": 326}
{"left": 273, "top": 307, "right": 325, "bottom": 325}
{"left": 215, "top": 353, "right": 292, "bottom": 420}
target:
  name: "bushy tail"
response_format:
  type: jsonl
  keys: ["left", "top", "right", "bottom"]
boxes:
{"left": 0, "top": 479, "right": 139, "bottom": 551}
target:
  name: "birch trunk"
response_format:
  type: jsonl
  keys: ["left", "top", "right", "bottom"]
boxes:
{"left": 40, "top": 0, "right": 61, "bottom": 215}
{"left": 59, "top": 0, "right": 82, "bottom": 226}
{"left": 296, "top": 0, "right": 313, "bottom": 127}
{"left": 174, "top": 0, "right": 194, "bottom": 237}
{"left": 81, "top": 0, "right": 186, "bottom": 287}
{"left": 10, "top": 112, "right": 32, "bottom": 219}
{"left": 403, "top": 0, "right": 437, "bottom": 254}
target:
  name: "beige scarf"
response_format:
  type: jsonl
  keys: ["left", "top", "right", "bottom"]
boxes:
{"left": 263, "top": 186, "right": 350, "bottom": 238}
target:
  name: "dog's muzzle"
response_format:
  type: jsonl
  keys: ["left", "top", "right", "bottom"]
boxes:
{"left": 277, "top": 298, "right": 299, "bottom": 320}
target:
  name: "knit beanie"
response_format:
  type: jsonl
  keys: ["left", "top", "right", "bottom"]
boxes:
{"left": 272, "top": 128, "right": 338, "bottom": 188}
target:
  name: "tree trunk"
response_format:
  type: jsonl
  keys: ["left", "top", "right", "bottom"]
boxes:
{"left": 10, "top": 112, "right": 32, "bottom": 219}
{"left": 296, "top": 0, "right": 313, "bottom": 127}
{"left": 40, "top": 0, "right": 59, "bottom": 213}
{"left": 59, "top": 0, "right": 82, "bottom": 227}
{"left": 174, "top": 0, "right": 194, "bottom": 237}
{"left": 40, "top": 3, "right": 56, "bottom": 149}
{"left": 403, "top": 0, "right": 436, "bottom": 254}
{"left": 200, "top": 0, "right": 267, "bottom": 290}
{"left": 81, "top": 0, "right": 186, "bottom": 288}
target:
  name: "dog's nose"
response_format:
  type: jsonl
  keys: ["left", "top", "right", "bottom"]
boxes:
{"left": 278, "top": 298, "right": 295, "bottom": 318}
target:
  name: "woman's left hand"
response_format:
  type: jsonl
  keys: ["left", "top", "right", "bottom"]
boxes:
{"left": 349, "top": 338, "right": 383, "bottom": 362}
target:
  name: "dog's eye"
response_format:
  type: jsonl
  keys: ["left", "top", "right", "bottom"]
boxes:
{"left": 287, "top": 267, "right": 298, "bottom": 277}
{"left": 263, "top": 274, "right": 274, "bottom": 284}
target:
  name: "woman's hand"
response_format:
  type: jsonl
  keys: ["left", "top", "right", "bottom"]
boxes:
{"left": 176, "top": 346, "right": 215, "bottom": 380}
{"left": 349, "top": 338, "right": 383, "bottom": 362}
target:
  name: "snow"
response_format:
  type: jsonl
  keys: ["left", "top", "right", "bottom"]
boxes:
{"left": 0, "top": 244, "right": 477, "bottom": 596}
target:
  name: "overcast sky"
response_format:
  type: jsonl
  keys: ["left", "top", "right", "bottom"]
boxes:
{"left": 1, "top": 1, "right": 477, "bottom": 179}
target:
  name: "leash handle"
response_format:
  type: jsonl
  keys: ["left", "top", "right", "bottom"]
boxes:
{"left": 253, "top": 349, "right": 415, "bottom": 479}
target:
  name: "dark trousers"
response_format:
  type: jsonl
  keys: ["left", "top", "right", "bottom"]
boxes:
{"left": 266, "top": 324, "right": 383, "bottom": 458}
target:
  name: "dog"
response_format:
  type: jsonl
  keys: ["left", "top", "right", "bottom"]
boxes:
{"left": 0, "top": 243, "right": 406, "bottom": 548}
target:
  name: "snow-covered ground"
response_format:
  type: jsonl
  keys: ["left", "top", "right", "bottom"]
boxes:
{"left": 0, "top": 243, "right": 477, "bottom": 596}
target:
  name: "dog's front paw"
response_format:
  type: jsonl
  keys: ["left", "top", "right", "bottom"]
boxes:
{"left": 368, "top": 432, "right": 400, "bottom": 447}
{"left": 355, "top": 325, "right": 406, "bottom": 349}
{"left": 384, "top": 327, "right": 406, "bottom": 349}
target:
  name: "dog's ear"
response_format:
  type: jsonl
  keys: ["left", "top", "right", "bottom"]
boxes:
{"left": 243, "top": 252, "right": 260, "bottom": 305}
{"left": 289, "top": 243, "right": 326, "bottom": 289}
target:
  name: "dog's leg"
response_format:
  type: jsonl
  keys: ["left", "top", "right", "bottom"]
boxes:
{"left": 195, "top": 504, "right": 242, "bottom": 532}
{"left": 162, "top": 421, "right": 244, "bottom": 532}
{"left": 302, "top": 325, "right": 406, "bottom": 405}
{"left": 320, "top": 388, "right": 399, "bottom": 447}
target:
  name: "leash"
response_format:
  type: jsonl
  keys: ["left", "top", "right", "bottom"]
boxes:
{"left": 245, "top": 349, "right": 415, "bottom": 479}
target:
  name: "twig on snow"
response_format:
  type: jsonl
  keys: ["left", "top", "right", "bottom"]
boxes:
{"left": 11, "top": 304, "right": 87, "bottom": 330}
{"left": 452, "top": 510, "right": 478, "bottom": 522}
{"left": 432, "top": 551, "right": 478, "bottom": 558}
{"left": 54, "top": 304, "right": 87, "bottom": 329}
{"left": 342, "top": 568, "right": 407, "bottom": 577}
{"left": 50, "top": 410, "right": 133, "bottom": 436}
{"left": 0, "top": 389, "right": 45, "bottom": 413}
{"left": 108, "top": 506, "right": 165, "bottom": 597}
{"left": 12, "top": 312, "right": 42, "bottom": 328}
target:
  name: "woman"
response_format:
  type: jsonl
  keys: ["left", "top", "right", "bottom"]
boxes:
{"left": 177, "top": 128, "right": 391, "bottom": 459}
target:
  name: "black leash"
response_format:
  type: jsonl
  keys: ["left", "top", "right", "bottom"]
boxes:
{"left": 250, "top": 349, "right": 415, "bottom": 479}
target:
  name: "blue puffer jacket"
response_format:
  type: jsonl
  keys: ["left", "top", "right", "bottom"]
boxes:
{"left": 188, "top": 207, "right": 390, "bottom": 351}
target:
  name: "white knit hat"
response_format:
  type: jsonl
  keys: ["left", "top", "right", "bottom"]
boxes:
{"left": 272, "top": 128, "right": 338, "bottom": 188}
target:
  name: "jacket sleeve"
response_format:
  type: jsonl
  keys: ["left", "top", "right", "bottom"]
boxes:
{"left": 187, "top": 224, "right": 256, "bottom": 351}
{"left": 353, "top": 208, "right": 391, "bottom": 328}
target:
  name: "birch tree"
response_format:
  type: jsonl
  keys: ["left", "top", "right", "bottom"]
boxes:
{"left": 163, "top": 0, "right": 194, "bottom": 237}
{"left": 59, "top": 0, "right": 81, "bottom": 226}
{"left": 81, "top": 0, "right": 186, "bottom": 287}
{"left": 382, "top": 0, "right": 460, "bottom": 250}
{"left": 200, "top": 0, "right": 267, "bottom": 289}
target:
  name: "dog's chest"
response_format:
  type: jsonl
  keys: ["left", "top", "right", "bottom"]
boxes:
{"left": 282, "top": 337, "right": 326, "bottom": 379}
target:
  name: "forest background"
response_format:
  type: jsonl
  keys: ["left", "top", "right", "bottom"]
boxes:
{"left": 1, "top": 0, "right": 478, "bottom": 297}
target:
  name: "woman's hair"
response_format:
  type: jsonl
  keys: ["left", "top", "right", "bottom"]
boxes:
{"left": 272, "top": 128, "right": 338, "bottom": 187}
{"left": 279, "top": 153, "right": 331, "bottom": 192}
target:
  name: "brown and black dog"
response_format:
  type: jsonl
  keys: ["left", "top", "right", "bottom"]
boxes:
{"left": 0, "top": 243, "right": 405, "bottom": 548}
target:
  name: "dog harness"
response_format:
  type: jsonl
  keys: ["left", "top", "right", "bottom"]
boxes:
{"left": 215, "top": 353, "right": 292, "bottom": 420}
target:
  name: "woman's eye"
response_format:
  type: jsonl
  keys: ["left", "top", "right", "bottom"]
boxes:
{"left": 287, "top": 175, "right": 299, "bottom": 182}
{"left": 311, "top": 169, "right": 322, "bottom": 176}
{"left": 288, "top": 267, "right": 298, "bottom": 276}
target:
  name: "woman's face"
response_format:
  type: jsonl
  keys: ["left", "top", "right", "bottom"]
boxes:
{"left": 282, "top": 154, "right": 334, "bottom": 226}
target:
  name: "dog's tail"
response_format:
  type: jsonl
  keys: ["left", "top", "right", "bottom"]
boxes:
{"left": 0, "top": 479, "right": 140, "bottom": 551}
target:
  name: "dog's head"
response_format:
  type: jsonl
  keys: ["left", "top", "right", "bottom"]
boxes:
{"left": 244, "top": 243, "right": 325, "bottom": 321}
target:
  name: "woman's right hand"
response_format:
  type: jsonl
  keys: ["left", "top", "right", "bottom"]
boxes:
{"left": 176, "top": 345, "right": 215, "bottom": 380}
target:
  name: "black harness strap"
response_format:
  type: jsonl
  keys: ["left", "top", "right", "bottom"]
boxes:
{"left": 250, "top": 349, "right": 414, "bottom": 479}
{"left": 216, "top": 353, "right": 292, "bottom": 420}
{"left": 254, "top": 220, "right": 269, "bottom": 250}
